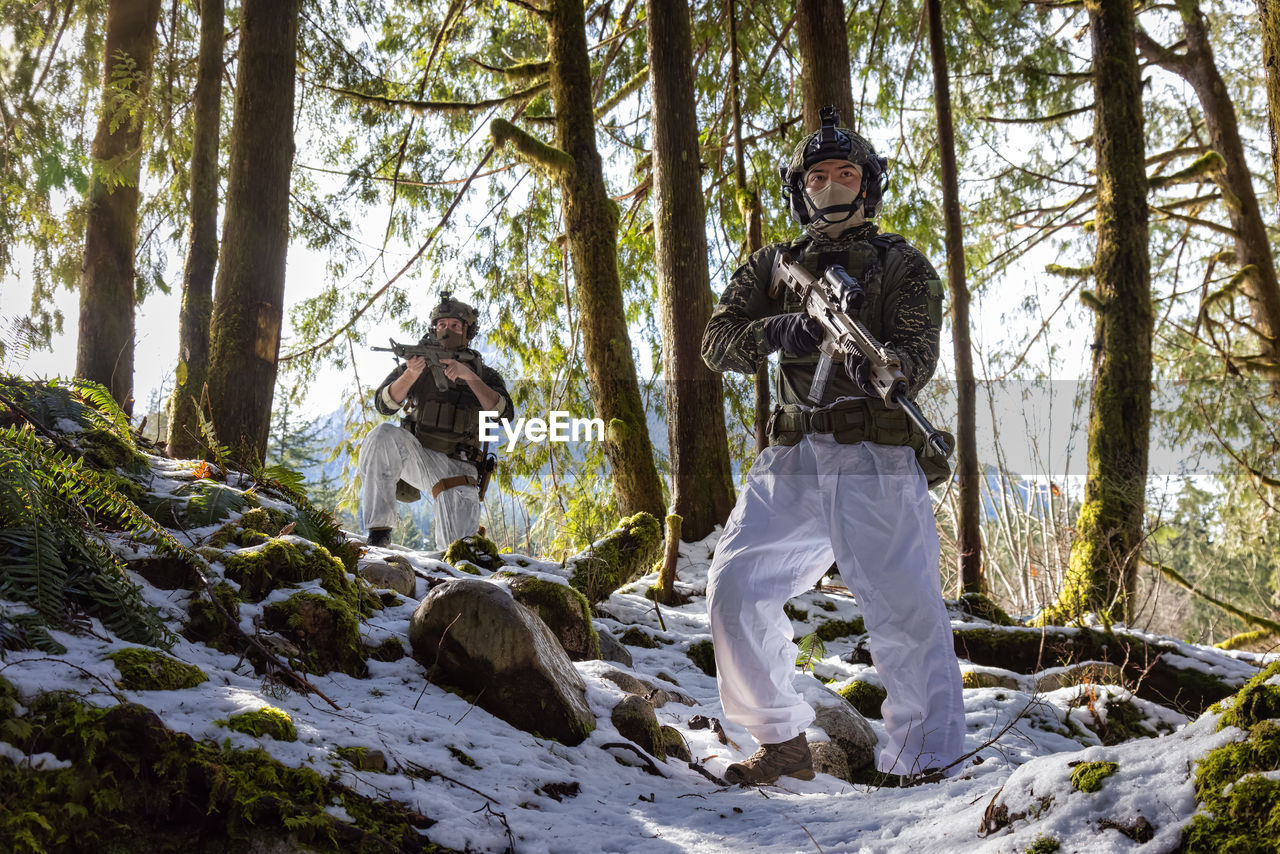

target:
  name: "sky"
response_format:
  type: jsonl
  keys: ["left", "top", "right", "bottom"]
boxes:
{"left": 1, "top": 462, "right": 1272, "bottom": 852}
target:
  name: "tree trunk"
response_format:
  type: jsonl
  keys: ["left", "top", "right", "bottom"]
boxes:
{"left": 1263, "top": 0, "right": 1280, "bottom": 209}
{"left": 167, "top": 0, "right": 224, "bottom": 458}
{"left": 547, "top": 0, "right": 665, "bottom": 520}
{"left": 205, "top": 0, "right": 299, "bottom": 464}
{"left": 1043, "top": 0, "right": 1152, "bottom": 625}
{"left": 76, "top": 0, "right": 163, "bottom": 414}
{"left": 728, "top": 0, "right": 771, "bottom": 455}
{"left": 1139, "top": 0, "right": 1280, "bottom": 380}
{"left": 646, "top": 0, "right": 736, "bottom": 540}
{"left": 927, "top": 0, "right": 982, "bottom": 595}
{"left": 796, "top": 0, "right": 855, "bottom": 129}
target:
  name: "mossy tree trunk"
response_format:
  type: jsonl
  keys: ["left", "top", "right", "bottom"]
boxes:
{"left": 728, "top": 0, "right": 771, "bottom": 455}
{"left": 166, "top": 0, "right": 223, "bottom": 458}
{"left": 205, "top": 0, "right": 300, "bottom": 464}
{"left": 927, "top": 0, "right": 982, "bottom": 595}
{"left": 547, "top": 0, "right": 665, "bottom": 520}
{"left": 646, "top": 0, "right": 736, "bottom": 540}
{"left": 796, "top": 0, "right": 855, "bottom": 130}
{"left": 1042, "top": 0, "right": 1152, "bottom": 625}
{"left": 1263, "top": 0, "right": 1280, "bottom": 209}
{"left": 1138, "top": 0, "right": 1280, "bottom": 385}
{"left": 75, "top": 0, "right": 163, "bottom": 415}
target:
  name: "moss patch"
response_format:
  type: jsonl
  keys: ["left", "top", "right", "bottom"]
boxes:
{"left": 206, "top": 507, "right": 292, "bottom": 549}
{"left": 687, "top": 640, "right": 716, "bottom": 677}
{"left": 1216, "top": 662, "right": 1280, "bottom": 732}
{"left": 564, "top": 512, "right": 662, "bottom": 603}
{"left": 0, "top": 696, "right": 440, "bottom": 851}
{"left": 1183, "top": 720, "right": 1280, "bottom": 852}
{"left": 1070, "top": 760, "right": 1118, "bottom": 793}
{"left": 837, "top": 681, "right": 887, "bottom": 719}
{"left": 220, "top": 538, "right": 357, "bottom": 604}
{"left": 108, "top": 648, "right": 208, "bottom": 691}
{"left": 815, "top": 617, "right": 866, "bottom": 642}
{"left": 618, "top": 627, "right": 663, "bottom": 648}
{"left": 957, "top": 592, "right": 1017, "bottom": 626}
{"left": 1025, "top": 835, "right": 1060, "bottom": 854}
{"left": 443, "top": 535, "right": 503, "bottom": 572}
{"left": 261, "top": 592, "right": 365, "bottom": 678}
{"left": 181, "top": 582, "right": 242, "bottom": 653}
{"left": 224, "top": 706, "right": 297, "bottom": 742}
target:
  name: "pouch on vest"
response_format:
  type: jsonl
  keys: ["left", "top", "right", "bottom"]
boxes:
{"left": 766, "top": 405, "right": 806, "bottom": 447}
{"left": 907, "top": 427, "right": 955, "bottom": 489}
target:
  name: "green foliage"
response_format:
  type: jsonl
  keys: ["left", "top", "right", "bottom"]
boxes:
{"left": 223, "top": 707, "right": 297, "bottom": 742}
{"left": 1069, "top": 761, "right": 1118, "bottom": 793}
{"left": 1184, "top": 720, "right": 1280, "bottom": 852}
{"left": 108, "top": 648, "right": 208, "bottom": 691}
{"left": 1025, "top": 835, "right": 1061, "bottom": 854}
{"left": 794, "top": 632, "right": 826, "bottom": 673}
{"left": 815, "top": 617, "right": 867, "bottom": 642}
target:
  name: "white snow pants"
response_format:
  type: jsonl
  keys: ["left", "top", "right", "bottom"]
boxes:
{"left": 707, "top": 434, "right": 965, "bottom": 776}
{"left": 358, "top": 422, "right": 481, "bottom": 551}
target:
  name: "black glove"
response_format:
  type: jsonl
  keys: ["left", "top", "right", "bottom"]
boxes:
{"left": 844, "top": 354, "right": 878, "bottom": 398}
{"left": 764, "top": 313, "right": 823, "bottom": 356}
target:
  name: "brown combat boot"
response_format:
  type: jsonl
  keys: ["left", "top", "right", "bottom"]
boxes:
{"left": 724, "top": 733, "right": 815, "bottom": 785}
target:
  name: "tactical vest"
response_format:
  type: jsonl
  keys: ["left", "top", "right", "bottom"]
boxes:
{"left": 774, "top": 232, "right": 908, "bottom": 407}
{"left": 405, "top": 350, "right": 487, "bottom": 459}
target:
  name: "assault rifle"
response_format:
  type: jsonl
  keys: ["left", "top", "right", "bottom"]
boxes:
{"left": 769, "top": 253, "right": 952, "bottom": 458}
{"left": 371, "top": 337, "right": 478, "bottom": 392}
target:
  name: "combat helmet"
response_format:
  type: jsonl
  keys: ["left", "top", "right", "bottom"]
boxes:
{"left": 778, "top": 105, "right": 889, "bottom": 226}
{"left": 429, "top": 290, "right": 479, "bottom": 340}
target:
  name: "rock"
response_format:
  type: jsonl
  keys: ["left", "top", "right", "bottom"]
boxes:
{"left": 495, "top": 572, "right": 600, "bottom": 661}
{"left": 443, "top": 535, "right": 503, "bottom": 572}
{"left": 600, "top": 669, "right": 695, "bottom": 708}
{"left": 563, "top": 513, "right": 662, "bottom": 603}
{"left": 961, "top": 668, "right": 1023, "bottom": 690}
{"left": 409, "top": 579, "right": 595, "bottom": 745}
{"left": 127, "top": 556, "right": 202, "bottom": 590}
{"left": 661, "top": 726, "right": 691, "bottom": 762}
{"left": 597, "top": 630, "right": 634, "bottom": 666}
{"left": 610, "top": 694, "right": 664, "bottom": 759}
{"left": 220, "top": 537, "right": 357, "bottom": 604}
{"left": 1034, "top": 661, "right": 1124, "bottom": 693}
{"left": 836, "top": 680, "right": 887, "bottom": 718}
{"left": 801, "top": 679, "right": 877, "bottom": 771}
{"left": 360, "top": 557, "right": 416, "bottom": 597}
{"left": 809, "top": 739, "right": 851, "bottom": 782}
{"left": 337, "top": 746, "right": 389, "bottom": 773}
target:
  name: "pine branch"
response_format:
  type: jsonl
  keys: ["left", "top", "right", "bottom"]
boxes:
{"left": 978, "top": 103, "right": 1093, "bottom": 125}
{"left": 472, "top": 58, "right": 551, "bottom": 80}
{"left": 322, "top": 80, "right": 549, "bottom": 116}
{"left": 490, "top": 118, "right": 574, "bottom": 176}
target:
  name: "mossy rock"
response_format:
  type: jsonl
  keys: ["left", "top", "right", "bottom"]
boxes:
{"left": 221, "top": 537, "right": 357, "bottom": 604}
{"left": 618, "top": 627, "right": 663, "bottom": 649}
{"left": 610, "top": 694, "right": 664, "bottom": 760}
{"left": 815, "top": 617, "right": 866, "bottom": 642}
{"left": 364, "top": 637, "right": 405, "bottom": 663}
{"left": 661, "top": 725, "right": 691, "bottom": 762}
{"left": 337, "top": 745, "right": 389, "bottom": 773}
{"left": 182, "top": 582, "right": 242, "bottom": 652}
{"left": 0, "top": 695, "right": 439, "bottom": 851}
{"left": 108, "top": 648, "right": 208, "bottom": 691}
{"left": 497, "top": 572, "right": 601, "bottom": 661}
{"left": 564, "top": 512, "right": 662, "bottom": 604}
{"left": 1216, "top": 662, "right": 1280, "bottom": 732}
{"left": 836, "top": 681, "right": 887, "bottom": 719}
{"left": 225, "top": 706, "right": 297, "bottom": 742}
{"left": 687, "top": 639, "right": 716, "bottom": 677}
{"left": 961, "top": 669, "right": 1022, "bottom": 690}
{"left": 1185, "top": 718, "right": 1280, "bottom": 854}
{"left": 1089, "top": 696, "right": 1162, "bottom": 745}
{"left": 1070, "top": 760, "right": 1118, "bottom": 793}
{"left": 262, "top": 592, "right": 365, "bottom": 678}
{"left": 443, "top": 534, "right": 503, "bottom": 572}
{"left": 127, "top": 555, "right": 204, "bottom": 590}
{"left": 957, "top": 592, "right": 1017, "bottom": 626}
{"left": 76, "top": 426, "right": 149, "bottom": 474}
{"left": 206, "top": 506, "right": 293, "bottom": 549}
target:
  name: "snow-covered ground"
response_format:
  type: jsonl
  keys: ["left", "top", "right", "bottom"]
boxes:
{"left": 1, "top": 469, "right": 1274, "bottom": 853}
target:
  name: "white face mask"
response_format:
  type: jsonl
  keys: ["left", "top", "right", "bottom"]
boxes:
{"left": 803, "top": 181, "right": 866, "bottom": 237}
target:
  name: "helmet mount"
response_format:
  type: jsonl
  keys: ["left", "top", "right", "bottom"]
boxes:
{"left": 429, "top": 290, "right": 479, "bottom": 341}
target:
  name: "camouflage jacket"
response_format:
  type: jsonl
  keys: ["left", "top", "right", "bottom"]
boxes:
{"left": 702, "top": 223, "right": 944, "bottom": 407}
{"left": 373, "top": 342, "right": 514, "bottom": 457}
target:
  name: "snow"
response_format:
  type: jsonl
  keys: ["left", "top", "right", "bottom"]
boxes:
{"left": 1, "top": 472, "right": 1276, "bottom": 854}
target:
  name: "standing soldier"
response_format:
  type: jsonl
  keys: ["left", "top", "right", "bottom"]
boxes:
{"left": 359, "top": 292, "right": 513, "bottom": 550}
{"left": 701, "top": 107, "right": 964, "bottom": 785}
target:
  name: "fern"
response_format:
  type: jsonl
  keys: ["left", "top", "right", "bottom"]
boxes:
{"left": 795, "top": 632, "right": 827, "bottom": 673}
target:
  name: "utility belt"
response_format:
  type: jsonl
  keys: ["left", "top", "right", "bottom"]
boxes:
{"left": 766, "top": 398, "right": 955, "bottom": 488}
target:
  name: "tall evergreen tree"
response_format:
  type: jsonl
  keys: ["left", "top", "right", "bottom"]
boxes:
{"left": 166, "top": 0, "right": 224, "bottom": 458}
{"left": 205, "top": 0, "right": 300, "bottom": 463}
{"left": 1137, "top": 0, "right": 1280, "bottom": 384}
{"left": 75, "top": 0, "right": 163, "bottom": 414}
{"left": 927, "top": 0, "right": 982, "bottom": 594}
{"left": 646, "top": 0, "right": 736, "bottom": 540}
{"left": 1264, "top": 0, "right": 1280, "bottom": 203}
{"left": 796, "top": 0, "right": 855, "bottom": 131}
{"left": 1044, "top": 0, "right": 1153, "bottom": 624}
